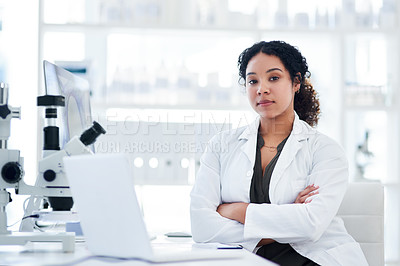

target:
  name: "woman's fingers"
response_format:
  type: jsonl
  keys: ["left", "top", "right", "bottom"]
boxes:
{"left": 295, "top": 184, "right": 319, "bottom": 204}
{"left": 299, "top": 191, "right": 319, "bottom": 203}
{"left": 297, "top": 185, "right": 316, "bottom": 197}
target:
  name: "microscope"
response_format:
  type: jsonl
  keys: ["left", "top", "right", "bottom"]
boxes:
{"left": 0, "top": 82, "right": 23, "bottom": 234}
{"left": 20, "top": 93, "right": 106, "bottom": 231}
{"left": 354, "top": 130, "right": 374, "bottom": 181}
{"left": 0, "top": 83, "right": 106, "bottom": 252}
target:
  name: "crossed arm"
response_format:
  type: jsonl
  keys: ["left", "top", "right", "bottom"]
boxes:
{"left": 216, "top": 184, "right": 319, "bottom": 246}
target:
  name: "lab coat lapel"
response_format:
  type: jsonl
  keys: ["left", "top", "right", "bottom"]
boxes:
{"left": 238, "top": 117, "right": 259, "bottom": 165}
{"left": 269, "top": 115, "right": 308, "bottom": 203}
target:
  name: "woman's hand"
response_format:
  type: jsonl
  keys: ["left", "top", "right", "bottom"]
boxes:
{"left": 217, "top": 202, "right": 249, "bottom": 224}
{"left": 295, "top": 184, "right": 319, "bottom": 204}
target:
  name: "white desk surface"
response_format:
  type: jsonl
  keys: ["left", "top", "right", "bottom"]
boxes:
{"left": 0, "top": 236, "right": 276, "bottom": 266}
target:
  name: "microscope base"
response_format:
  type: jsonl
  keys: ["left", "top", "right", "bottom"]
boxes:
{"left": 0, "top": 232, "right": 75, "bottom": 252}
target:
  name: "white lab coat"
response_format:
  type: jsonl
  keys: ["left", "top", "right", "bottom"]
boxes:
{"left": 190, "top": 114, "right": 368, "bottom": 266}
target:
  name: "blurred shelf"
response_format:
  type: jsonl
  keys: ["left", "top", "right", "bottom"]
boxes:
{"left": 381, "top": 182, "right": 400, "bottom": 187}
{"left": 40, "top": 22, "right": 399, "bottom": 35}
{"left": 343, "top": 105, "right": 395, "bottom": 112}
{"left": 91, "top": 100, "right": 251, "bottom": 111}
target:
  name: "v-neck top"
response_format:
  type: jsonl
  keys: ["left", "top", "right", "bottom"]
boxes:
{"left": 249, "top": 130, "right": 319, "bottom": 265}
{"left": 249, "top": 132, "right": 288, "bottom": 204}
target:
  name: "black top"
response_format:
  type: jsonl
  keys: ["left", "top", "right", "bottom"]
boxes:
{"left": 249, "top": 131, "right": 319, "bottom": 266}
{"left": 250, "top": 133, "right": 288, "bottom": 204}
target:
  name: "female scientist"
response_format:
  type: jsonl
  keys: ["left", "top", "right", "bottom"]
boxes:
{"left": 190, "top": 40, "right": 368, "bottom": 265}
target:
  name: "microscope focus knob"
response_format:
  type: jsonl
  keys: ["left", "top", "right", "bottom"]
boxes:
{"left": 43, "top": 169, "right": 56, "bottom": 182}
{"left": 0, "top": 105, "right": 11, "bottom": 119}
{"left": 1, "top": 162, "right": 23, "bottom": 184}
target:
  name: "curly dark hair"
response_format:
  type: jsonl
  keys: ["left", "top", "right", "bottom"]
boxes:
{"left": 237, "top": 40, "right": 320, "bottom": 127}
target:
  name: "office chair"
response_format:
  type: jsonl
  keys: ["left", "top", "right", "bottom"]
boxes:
{"left": 337, "top": 182, "right": 385, "bottom": 266}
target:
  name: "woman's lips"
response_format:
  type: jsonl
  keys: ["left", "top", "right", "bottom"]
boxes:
{"left": 257, "top": 100, "right": 274, "bottom": 106}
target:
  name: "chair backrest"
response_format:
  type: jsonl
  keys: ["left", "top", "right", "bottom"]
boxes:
{"left": 337, "top": 182, "right": 385, "bottom": 266}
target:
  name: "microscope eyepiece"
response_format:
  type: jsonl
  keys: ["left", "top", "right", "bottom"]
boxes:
{"left": 37, "top": 95, "right": 65, "bottom": 107}
{"left": 79, "top": 121, "right": 106, "bottom": 146}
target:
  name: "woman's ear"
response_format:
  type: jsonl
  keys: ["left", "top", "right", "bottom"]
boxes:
{"left": 294, "top": 73, "right": 302, "bottom": 84}
{"left": 294, "top": 73, "right": 301, "bottom": 92}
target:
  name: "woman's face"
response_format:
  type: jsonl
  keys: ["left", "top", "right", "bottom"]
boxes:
{"left": 245, "top": 52, "right": 299, "bottom": 121}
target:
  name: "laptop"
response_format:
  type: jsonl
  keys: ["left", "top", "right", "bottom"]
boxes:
{"left": 63, "top": 153, "right": 241, "bottom": 262}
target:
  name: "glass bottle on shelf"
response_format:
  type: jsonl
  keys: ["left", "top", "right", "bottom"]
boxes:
{"left": 274, "top": 0, "right": 288, "bottom": 27}
{"left": 109, "top": 66, "right": 136, "bottom": 103}
{"left": 345, "top": 36, "right": 389, "bottom": 108}
{"left": 379, "top": 0, "right": 397, "bottom": 29}
{"left": 134, "top": 66, "right": 154, "bottom": 105}
{"left": 341, "top": 0, "right": 356, "bottom": 28}
{"left": 315, "top": 7, "right": 329, "bottom": 29}
{"left": 256, "top": 0, "right": 276, "bottom": 29}
{"left": 154, "top": 61, "right": 172, "bottom": 105}
{"left": 196, "top": 73, "right": 211, "bottom": 105}
{"left": 355, "top": 0, "right": 373, "bottom": 28}
{"left": 176, "top": 63, "right": 196, "bottom": 106}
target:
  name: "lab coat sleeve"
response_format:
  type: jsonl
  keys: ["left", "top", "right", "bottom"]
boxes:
{"left": 244, "top": 136, "right": 348, "bottom": 243}
{"left": 190, "top": 134, "right": 260, "bottom": 251}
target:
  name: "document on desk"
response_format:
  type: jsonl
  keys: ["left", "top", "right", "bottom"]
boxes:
{"left": 193, "top": 243, "right": 243, "bottom": 249}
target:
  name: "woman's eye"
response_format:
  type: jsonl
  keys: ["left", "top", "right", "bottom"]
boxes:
{"left": 269, "top": 76, "right": 279, "bottom": 81}
{"left": 248, "top": 79, "right": 257, "bottom": 85}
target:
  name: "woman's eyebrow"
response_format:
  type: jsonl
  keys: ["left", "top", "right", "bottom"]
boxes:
{"left": 246, "top": 67, "right": 283, "bottom": 76}
{"left": 266, "top": 67, "right": 283, "bottom": 73}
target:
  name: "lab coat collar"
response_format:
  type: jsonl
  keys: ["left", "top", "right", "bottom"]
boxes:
{"left": 238, "top": 116, "right": 259, "bottom": 165}
{"left": 270, "top": 117, "right": 306, "bottom": 202}
{"left": 291, "top": 113, "right": 314, "bottom": 141}
{"left": 238, "top": 116, "right": 260, "bottom": 141}
{"left": 238, "top": 113, "right": 315, "bottom": 191}
{"left": 238, "top": 112, "right": 313, "bottom": 142}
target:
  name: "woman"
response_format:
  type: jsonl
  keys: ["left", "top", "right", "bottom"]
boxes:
{"left": 190, "top": 41, "right": 367, "bottom": 265}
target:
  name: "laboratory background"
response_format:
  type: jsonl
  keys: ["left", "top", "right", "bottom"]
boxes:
{"left": 0, "top": 0, "right": 399, "bottom": 265}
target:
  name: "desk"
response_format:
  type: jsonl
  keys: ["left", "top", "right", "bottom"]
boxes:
{"left": 0, "top": 236, "right": 276, "bottom": 266}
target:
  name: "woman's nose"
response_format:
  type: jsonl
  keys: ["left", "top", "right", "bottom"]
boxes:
{"left": 257, "top": 84, "right": 270, "bottom": 95}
